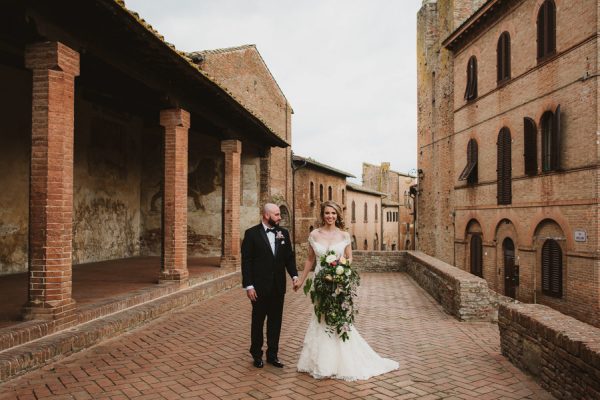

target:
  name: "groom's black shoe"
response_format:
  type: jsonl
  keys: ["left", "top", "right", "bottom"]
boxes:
{"left": 267, "top": 358, "right": 284, "bottom": 368}
{"left": 253, "top": 358, "right": 264, "bottom": 368}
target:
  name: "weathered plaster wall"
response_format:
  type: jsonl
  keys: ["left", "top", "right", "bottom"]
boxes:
{"left": 0, "top": 65, "right": 31, "bottom": 275}
{"left": 241, "top": 147, "right": 261, "bottom": 235}
{"left": 72, "top": 100, "right": 143, "bottom": 264}
{"left": 140, "top": 131, "right": 224, "bottom": 258}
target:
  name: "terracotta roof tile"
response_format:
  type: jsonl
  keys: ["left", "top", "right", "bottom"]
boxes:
{"left": 114, "top": 1, "right": 285, "bottom": 143}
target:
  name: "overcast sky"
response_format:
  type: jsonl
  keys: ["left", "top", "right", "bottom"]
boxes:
{"left": 126, "top": 0, "right": 422, "bottom": 181}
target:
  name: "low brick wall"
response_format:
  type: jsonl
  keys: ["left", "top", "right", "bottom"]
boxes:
{"left": 404, "top": 251, "right": 496, "bottom": 322}
{"left": 351, "top": 251, "right": 406, "bottom": 272}
{"left": 0, "top": 272, "right": 240, "bottom": 382}
{"left": 499, "top": 303, "right": 600, "bottom": 400}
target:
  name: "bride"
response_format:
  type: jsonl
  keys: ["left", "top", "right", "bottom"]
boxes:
{"left": 294, "top": 200, "right": 399, "bottom": 381}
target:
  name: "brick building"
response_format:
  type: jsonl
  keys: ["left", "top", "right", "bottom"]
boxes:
{"left": 362, "top": 162, "right": 417, "bottom": 250}
{"left": 346, "top": 183, "right": 384, "bottom": 251}
{"left": 417, "top": 0, "right": 599, "bottom": 327}
{"left": 292, "top": 155, "right": 354, "bottom": 264}
{"left": 188, "top": 45, "right": 294, "bottom": 232}
{"left": 0, "top": 1, "right": 288, "bottom": 324}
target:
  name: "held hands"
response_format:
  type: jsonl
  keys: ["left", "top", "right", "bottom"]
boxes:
{"left": 293, "top": 277, "right": 303, "bottom": 292}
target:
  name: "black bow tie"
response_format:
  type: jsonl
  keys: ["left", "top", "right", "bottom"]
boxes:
{"left": 266, "top": 228, "right": 276, "bottom": 234}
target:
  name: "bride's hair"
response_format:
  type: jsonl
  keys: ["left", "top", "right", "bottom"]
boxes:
{"left": 320, "top": 201, "right": 345, "bottom": 229}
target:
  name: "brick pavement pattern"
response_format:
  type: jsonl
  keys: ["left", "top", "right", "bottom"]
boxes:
{"left": 0, "top": 273, "right": 553, "bottom": 399}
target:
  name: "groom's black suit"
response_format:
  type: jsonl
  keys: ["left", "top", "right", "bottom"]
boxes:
{"left": 241, "top": 223, "right": 297, "bottom": 361}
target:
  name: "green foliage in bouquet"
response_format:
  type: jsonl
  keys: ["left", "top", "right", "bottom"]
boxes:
{"left": 303, "top": 250, "right": 360, "bottom": 341}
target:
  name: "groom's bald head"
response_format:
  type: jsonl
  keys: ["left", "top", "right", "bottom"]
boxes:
{"left": 262, "top": 203, "right": 281, "bottom": 227}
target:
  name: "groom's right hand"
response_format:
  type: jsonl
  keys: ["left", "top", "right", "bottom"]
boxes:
{"left": 246, "top": 288, "right": 258, "bottom": 302}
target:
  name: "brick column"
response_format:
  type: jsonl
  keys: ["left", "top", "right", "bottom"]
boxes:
{"left": 23, "top": 42, "right": 79, "bottom": 324}
{"left": 160, "top": 109, "right": 190, "bottom": 282}
{"left": 259, "top": 149, "right": 271, "bottom": 205}
{"left": 221, "top": 140, "right": 242, "bottom": 269}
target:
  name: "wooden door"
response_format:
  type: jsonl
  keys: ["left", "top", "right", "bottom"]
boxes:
{"left": 503, "top": 238, "right": 517, "bottom": 298}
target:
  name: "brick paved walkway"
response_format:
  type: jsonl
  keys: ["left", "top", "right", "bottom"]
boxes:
{"left": 0, "top": 273, "right": 553, "bottom": 399}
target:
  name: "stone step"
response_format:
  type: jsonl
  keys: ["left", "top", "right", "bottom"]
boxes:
{"left": 0, "top": 270, "right": 240, "bottom": 383}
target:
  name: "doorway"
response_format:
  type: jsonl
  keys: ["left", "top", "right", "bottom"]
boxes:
{"left": 503, "top": 238, "right": 517, "bottom": 298}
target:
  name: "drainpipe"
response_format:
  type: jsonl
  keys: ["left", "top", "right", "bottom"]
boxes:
{"left": 380, "top": 195, "right": 387, "bottom": 251}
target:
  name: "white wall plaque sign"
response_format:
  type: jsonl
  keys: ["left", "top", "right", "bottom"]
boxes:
{"left": 574, "top": 229, "right": 587, "bottom": 242}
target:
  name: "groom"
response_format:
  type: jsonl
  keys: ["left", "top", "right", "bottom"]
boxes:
{"left": 241, "top": 203, "right": 298, "bottom": 368}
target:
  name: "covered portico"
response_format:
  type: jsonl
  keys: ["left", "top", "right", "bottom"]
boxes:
{"left": 0, "top": 0, "right": 287, "bottom": 332}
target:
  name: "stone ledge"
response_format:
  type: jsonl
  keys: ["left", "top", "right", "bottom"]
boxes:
{"left": 0, "top": 271, "right": 240, "bottom": 383}
{"left": 499, "top": 303, "right": 600, "bottom": 400}
{"left": 351, "top": 251, "right": 406, "bottom": 272}
{"left": 405, "top": 251, "right": 496, "bottom": 322}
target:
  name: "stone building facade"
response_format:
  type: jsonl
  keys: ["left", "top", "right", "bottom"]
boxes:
{"left": 292, "top": 155, "right": 354, "bottom": 265}
{"left": 0, "top": 1, "right": 288, "bottom": 324}
{"left": 417, "top": 0, "right": 599, "bottom": 327}
{"left": 346, "top": 183, "right": 384, "bottom": 251}
{"left": 362, "top": 162, "right": 416, "bottom": 250}
{"left": 189, "top": 45, "right": 294, "bottom": 233}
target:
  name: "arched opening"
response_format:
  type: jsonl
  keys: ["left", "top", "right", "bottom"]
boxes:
{"left": 470, "top": 234, "right": 483, "bottom": 278}
{"left": 279, "top": 205, "right": 290, "bottom": 228}
{"left": 537, "top": 0, "right": 556, "bottom": 61}
{"left": 503, "top": 238, "right": 517, "bottom": 299}
{"left": 542, "top": 239, "right": 562, "bottom": 298}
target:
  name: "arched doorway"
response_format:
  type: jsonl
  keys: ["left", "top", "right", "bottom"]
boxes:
{"left": 279, "top": 205, "right": 290, "bottom": 228}
{"left": 470, "top": 234, "right": 483, "bottom": 278}
{"left": 503, "top": 238, "right": 517, "bottom": 298}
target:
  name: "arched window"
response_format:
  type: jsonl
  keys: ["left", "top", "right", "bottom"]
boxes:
{"left": 497, "top": 127, "right": 512, "bottom": 205}
{"left": 327, "top": 186, "right": 332, "bottom": 200}
{"left": 459, "top": 139, "right": 478, "bottom": 185}
{"left": 319, "top": 184, "right": 324, "bottom": 202}
{"left": 524, "top": 117, "right": 538, "bottom": 175}
{"left": 310, "top": 182, "right": 315, "bottom": 202}
{"left": 363, "top": 239, "right": 368, "bottom": 250}
{"left": 341, "top": 189, "right": 345, "bottom": 204}
{"left": 375, "top": 204, "right": 378, "bottom": 222}
{"left": 364, "top": 202, "right": 368, "bottom": 222}
{"left": 542, "top": 239, "right": 562, "bottom": 297}
{"left": 537, "top": 0, "right": 556, "bottom": 61}
{"left": 351, "top": 235, "right": 357, "bottom": 250}
{"left": 279, "top": 205, "right": 290, "bottom": 227}
{"left": 541, "top": 105, "right": 562, "bottom": 172}
{"left": 470, "top": 235, "right": 483, "bottom": 278}
{"left": 464, "top": 56, "right": 478, "bottom": 101}
{"left": 374, "top": 233, "right": 379, "bottom": 251}
{"left": 309, "top": 225, "right": 313, "bottom": 234}
{"left": 351, "top": 201, "right": 356, "bottom": 223}
{"left": 497, "top": 32, "right": 511, "bottom": 83}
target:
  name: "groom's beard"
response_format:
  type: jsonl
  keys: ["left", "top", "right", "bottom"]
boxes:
{"left": 268, "top": 217, "right": 279, "bottom": 227}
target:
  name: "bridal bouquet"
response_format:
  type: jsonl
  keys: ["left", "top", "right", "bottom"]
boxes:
{"left": 304, "top": 250, "right": 360, "bottom": 341}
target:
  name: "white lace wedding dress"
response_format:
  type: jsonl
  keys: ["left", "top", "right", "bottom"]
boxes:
{"left": 296, "top": 235, "right": 399, "bottom": 381}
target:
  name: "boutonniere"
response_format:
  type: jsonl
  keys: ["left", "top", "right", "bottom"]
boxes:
{"left": 275, "top": 231, "right": 285, "bottom": 244}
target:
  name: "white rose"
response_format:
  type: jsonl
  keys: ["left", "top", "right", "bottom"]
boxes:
{"left": 325, "top": 254, "right": 337, "bottom": 264}
{"left": 335, "top": 266, "right": 344, "bottom": 275}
